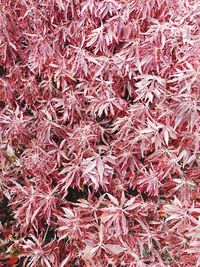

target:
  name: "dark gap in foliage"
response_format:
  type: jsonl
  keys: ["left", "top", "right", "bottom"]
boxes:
{"left": 15, "top": 55, "right": 23, "bottom": 65}
{"left": 161, "top": 249, "right": 174, "bottom": 264}
{"left": 15, "top": 144, "right": 26, "bottom": 157}
{"left": 97, "top": 139, "right": 106, "bottom": 146}
{"left": 69, "top": 260, "right": 78, "bottom": 267}
{"left": 0, "top": 101, "right": 5, "bottom": 109}
{"left": 95, "top": 113, "right": 107, "bottom": 122}
{"left": 36, "top": 74, "right": 42, "bottom": 83}
{"left": 148, "top": 102, "right": 156, "bottom": 111}
{"left": 19, "top": 99, "right": 26, "bottom": 109}
{"left": 0, "top": 197, "right": 14, "bottom": 226}
{"left": 112, "top": 42, "right": 124, "bottom": 54}
{"left": 126, "top": 187, "right": 138, "bottom": 197}
{"left": 111, "top": 128, "right": 119, "bottom": 135}
{"left": 121, "top": 86, "right": 134, "bottom": 104}
{"left": 45, "top": 228, "right": 55, "bottom": 243}
{"left": 142, "top": 243, "right": 152, "bottom": 258}
{"left": 144, "top": 261, "right": 152, "bottom": 265}
{"left": 25, "top": 106, "right": 34, "bottom": 116}
{"left": 65, "top": 185, "right": 89, "bottom": 203}
{"left": 152, "top": 238, "right": 159, "bottom": 249}
{"left": 69, "top": 258, "right": 84, "bottom": 267}
{"left": 84, "top": 46, "right": 94, "bottom": 53}
{"left": 26, "top": 174, "right": 33, "bottom": 180}
{"left": 127, "top": 187, "right": 150, "bottom": 200}
{"left": 14, "top": 91, "right": 21, "bottom": 102}
{"left": 19, "top": 37, "right": 28, "bottom": 49}
{"left": 16, "top": 257, "right": 24, "bottom": 267}
{"left": 51, "top": 77, "right": 57, "bottom": 90}
{"left": 0, "top": 65, "right": 6, "bottom": 77}
{"left": 56, "top": 111, "right": 63, "bottom": 119}
{"left": 140, "top": 157, "right": 145, "bottom": 164}
{"left": 140, "top": 151, "right": 154, "bottom": 163}
{"left": 171, "top": 47, "right": 177, "bottom": 63}
{"left": 94, "top": 186, "right": 105, "bottom": 198}
{"left": 64, "top": 40, "right": 70, "bottom": 47}
{"left": 51, "top": 134, "right": 61, "bottom": 144}
{"left": 141, "top": 192, "right": 153, "bottom": 200}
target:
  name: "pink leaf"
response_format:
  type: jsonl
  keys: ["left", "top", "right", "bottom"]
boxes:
{"left": 105, "top": 244, "right": 126, "bottom": 254}
{"left": 97, "top": 157, "right": 104, "bottom": 183}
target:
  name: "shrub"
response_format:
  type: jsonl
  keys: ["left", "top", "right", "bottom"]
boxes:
{"left": 0, "top": 0, "right": 200, "bottom": 266}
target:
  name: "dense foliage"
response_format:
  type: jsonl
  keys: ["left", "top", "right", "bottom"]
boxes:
{"left": 0, "top": 0, "right": 200, "bottom": 266}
